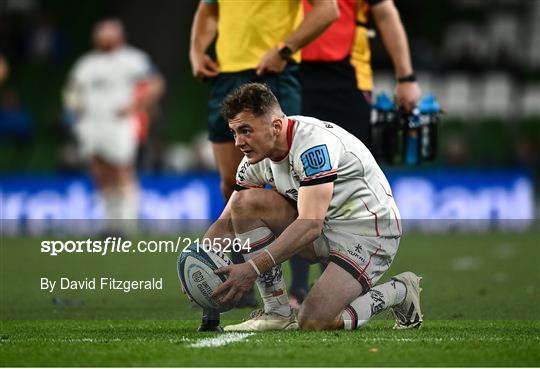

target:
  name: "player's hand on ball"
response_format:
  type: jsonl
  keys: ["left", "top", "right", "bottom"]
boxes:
{"left": 395, "top": 81, "right": 422, "bottom": 112}
{"left": 212, "top": 263, "right": 258, "bottom": 306}
{"left": 255, "top": 48, "right": 287, "bottom": 76}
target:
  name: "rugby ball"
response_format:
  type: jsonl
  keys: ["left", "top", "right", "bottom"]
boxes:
{"left": 177, "top": 243, "right": 232, "bottom": 312}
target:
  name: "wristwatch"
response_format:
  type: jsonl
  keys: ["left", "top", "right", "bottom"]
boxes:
{"left": 278, "top": 42, "right": 293, "bottom": 61}
{"left": 397, "top": 73, "right": 417, "bottom": 83}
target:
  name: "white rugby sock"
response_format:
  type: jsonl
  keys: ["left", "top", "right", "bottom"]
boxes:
{"left": 102, "top": 188, "right": 123, "bottom": 220}
{"left": 236, "top": 227, "right": 291, "bottom": 317}
{"left": 119, "top": 185, "right": 138, "bottom": 220}
{"left": 101, "top": 187, "right": 138, "bottom": 234}
{"left": 119, "top": 185, "right": 139, "bottom": 234}
{"left": 341, "top": 280, "right": 406, "bottom": 330}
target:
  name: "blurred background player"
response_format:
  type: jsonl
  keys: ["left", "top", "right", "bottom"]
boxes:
{"left": 288, "top": 0, "right": 422, "bottom": 309}
{"left": 189, "top": 0, "right": 339, "bottom": 331}
{"left": 63, "top": 19, "right": 164, "bottom": 234}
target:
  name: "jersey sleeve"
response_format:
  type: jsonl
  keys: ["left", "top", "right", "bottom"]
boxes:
{"left": 128, "top": 48, "right": 155, "bottom": 81}
{"left": 235, "top": 157, "right": 267, "bottom": 191}
{"left": 69, "top": 56, "right": 88, "bottom": 85}
{"left": 293, "top": 135, "right": 342, "bottom": 187}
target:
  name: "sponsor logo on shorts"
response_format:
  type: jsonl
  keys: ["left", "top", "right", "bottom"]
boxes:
{"left": 347, "top": 244, "right": 366, "bottom": 263}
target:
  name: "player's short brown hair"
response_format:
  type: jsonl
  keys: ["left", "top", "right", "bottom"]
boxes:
{"left": 221, "top": 83, "right": 280, "bottom": 121}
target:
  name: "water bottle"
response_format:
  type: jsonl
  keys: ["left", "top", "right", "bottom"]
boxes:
{"left": 418, "top": 95, "right": 441, "bottom": 160}
{"left": 403, "top": 107, "right": 421, "bottom": 165}
{"left": 371, "top": 93, "right": 396, "bottom": 164}
{"left": 371, "top": 93, "right": 442, "bottom": 165}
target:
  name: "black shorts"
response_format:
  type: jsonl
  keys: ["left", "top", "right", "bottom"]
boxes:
{"left": 208, "top": 64, "right": 301, "bottom": 143}
{"left": 300, "top": 59, "right": 372, "bottom": 148}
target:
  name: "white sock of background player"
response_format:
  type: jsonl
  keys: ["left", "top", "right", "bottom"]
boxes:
{"left": 341, "top": 280, "right": 406, "bottom": 330}
{"left": 119, "top": 184, "right": 138, "bottom": 220}
{"left": 119, "top": 184, "right": 138, "bottom": 234}
{"left": 102, "top": 188, "right": 122, "bottom": 220}
{"left": 101, "top": 186, "right": 138, "bottom": 233}
{"left": 101, "top": 189, "right": 122, "bottom": 233}
{"left": 236, "top": 226, "right": 292, "bottom": 317}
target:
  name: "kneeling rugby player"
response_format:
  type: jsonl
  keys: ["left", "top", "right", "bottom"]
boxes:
{"left": 202, "top": 83, "right": 422, "bottom": 331}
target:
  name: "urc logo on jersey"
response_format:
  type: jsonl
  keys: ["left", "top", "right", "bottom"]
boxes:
{"left": 300, "top": 144, "right": 332, "bottom": 176}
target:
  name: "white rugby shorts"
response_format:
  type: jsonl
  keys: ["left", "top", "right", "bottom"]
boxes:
{"left": 314, "top": 228, "right": 400, "bottom": 292}
{"left": 75, "top": 117, "right": 137, "bottom": 165}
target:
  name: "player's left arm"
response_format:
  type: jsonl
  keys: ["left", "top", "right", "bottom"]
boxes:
{"left": 371, "top": 0, "right": 421, "bottom": 111}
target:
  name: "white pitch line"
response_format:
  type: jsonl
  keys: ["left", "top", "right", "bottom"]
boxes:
{"left": 189, "top": 332, "right": 255, "bottom": 348}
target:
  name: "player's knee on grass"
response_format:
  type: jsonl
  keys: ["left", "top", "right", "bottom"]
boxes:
{"left": 298, "top": 315, "right": 340, "bottom": 331}
{"left": 298, "top": 295, "right": 341, "bottom": 331}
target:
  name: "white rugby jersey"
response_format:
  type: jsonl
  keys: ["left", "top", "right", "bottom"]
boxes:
{"left": 69, "top": 46, "right": 153, "bottom": 121}
{"left": 235, "top": 115, "right": 401, "bottom": 237}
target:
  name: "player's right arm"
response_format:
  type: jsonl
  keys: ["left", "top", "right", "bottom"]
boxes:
{"left": 189, "top": 0, "right": 220, "bottom": 79}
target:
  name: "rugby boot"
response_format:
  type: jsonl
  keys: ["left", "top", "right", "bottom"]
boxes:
{"left": 224, "top": 308, "right": 298, "bottom": 331}
{"left": 390, "top": 272, "right": 423, "bottom": 329}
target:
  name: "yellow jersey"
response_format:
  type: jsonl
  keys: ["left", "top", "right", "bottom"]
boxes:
{"left": 211, "top": 0, "right": 303, "bottom": 73}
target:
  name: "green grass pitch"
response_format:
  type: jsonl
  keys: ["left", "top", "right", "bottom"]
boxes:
{"left": 1, "top": 229, "right": 539, "bottom": 366}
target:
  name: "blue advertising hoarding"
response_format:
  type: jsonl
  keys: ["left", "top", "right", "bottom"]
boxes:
{"left": 0, "top": 169, "right": 535, "bottom": 233}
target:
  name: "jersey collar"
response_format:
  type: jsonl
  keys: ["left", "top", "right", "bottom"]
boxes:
{"left": 271, "top": 118, "right": 295, "bottom": 163}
